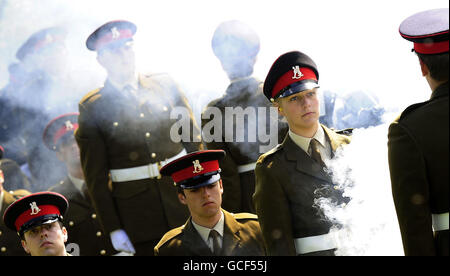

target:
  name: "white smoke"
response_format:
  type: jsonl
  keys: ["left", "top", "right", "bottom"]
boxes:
{"left": 318, "top": 122, "right": 404, "bottom": 256}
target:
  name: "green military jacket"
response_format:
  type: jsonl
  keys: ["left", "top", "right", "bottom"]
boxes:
{"left": 154, "top": 209, "right": 266, "bottom": 256}
{"left": 253, "top": 124, "right": 351, "bottom": 256}
{"left": 388, "top": 81, "right": 449, "bottom": 256}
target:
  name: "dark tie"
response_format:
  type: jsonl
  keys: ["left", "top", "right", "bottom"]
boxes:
{"left": 209, "top": 230, "right": 221, "bottom": 255}
{"left": 309, "top": 139, "right": 326, "bottom": 168}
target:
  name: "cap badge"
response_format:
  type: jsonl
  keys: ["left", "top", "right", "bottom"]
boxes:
{"left": 193, "top": 160, "right": 204, "bottom": 174}
{"left": 65, "top": 120, "right": 74, "bottom": 130}
{"left": 292, "top": 66, "right": 304, "bottom": 79}
{"left": 111, "top": 27, "right": 121, "bottom": 40}
{"left": 30, "top": 202, "right": 41, "bottom": 216}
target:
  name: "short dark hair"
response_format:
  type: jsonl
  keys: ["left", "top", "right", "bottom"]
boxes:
{"left": 417, "top": 52, "right": 449, "bottom": 82}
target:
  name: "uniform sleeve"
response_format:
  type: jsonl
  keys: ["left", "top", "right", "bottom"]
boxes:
{"left": 388, "top": 121, "right": 435, "bottom": 256}
{"left": 75, "top": 103, "right": 122, "bottom": 234}
{"left": 253, "top": 161, "right": 296, "bottom": 256}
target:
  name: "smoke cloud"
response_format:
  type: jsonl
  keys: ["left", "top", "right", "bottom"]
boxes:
{"left": 318, "top": 122, "right": 404, "bottom": 256}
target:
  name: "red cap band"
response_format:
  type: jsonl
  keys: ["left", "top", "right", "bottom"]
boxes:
{"left": 414, "top": 40, "right": 449, "bottom": 54}
{"left": 171, "top": 160, "right": 220, "bottom": 183}
{"left": 53, "top": 123, "right": 78, "bottom": 146}
{"left": 271, "top": 67, "right": 317, "bottom": 99}
{"left": 14, "top": 205, "right": 61, "bottom": 232}
{"left": 95, "top": 29, "right": 133, "bottom": 50}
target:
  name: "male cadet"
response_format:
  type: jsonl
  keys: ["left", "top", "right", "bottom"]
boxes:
{"left": 75, "top": 20, "right": 203, "bottom": 256}
{"left": 155, "top": 150, "right": 265, "bottom": 256}
{"left": 202, "top": 20, "right": 288, "bottom": 213}
{"left": 43, "top": 113, "right": 118, "bottom": 256}
{"left": 253, "top": 51, "right": 352, "bottom": 256}
{"left": 1, "top": 146, "right": 31, "bottom": 256}
{"left": 388, "top": 8, "right": 449, "bottom": 256}
{"left": 3, "top": 191, "right": 70, "bottom": 256}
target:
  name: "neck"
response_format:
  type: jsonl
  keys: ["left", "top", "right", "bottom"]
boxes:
{"left": 191, "top": 210, "right": 222, "bottom": 229}
{"left": 108, "top": 71, "right": 138, "bottom": 90}
{"left": 67, "top": 165, "right": 84, "bottom": 180}
{"left": 290, "top": 122, "right": 319, "bottom": 138}
{"left": 426, "top": 75, "right": 446, "bottom": 92}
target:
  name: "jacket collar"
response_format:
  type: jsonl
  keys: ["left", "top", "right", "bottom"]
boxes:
{"left": 283, "top": 124, "right": 350, "bottom": 182}
{"left": 431, "top": 81, "right": 449, "bottom": 101}
{"left": 181, "top": 209, "right": 242, "bottom": 256}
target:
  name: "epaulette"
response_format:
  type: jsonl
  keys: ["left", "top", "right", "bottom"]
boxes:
{"left": 399, "top": 101, "right": 429, "bottom": 121}
{"left": 335, "top": 128, "right": 353, "bottom": 136}
{"left": 11, "top": 189, "right": 31, "bottom": 200}
{"left": 232, "top": 212, "right": 258, "bottom": 221}
{"left": 79, "top": 87, "right": 102, "bottom": 104}
{"left": 156, "top": 225, "right": 185, "bottom": 248}
{"left": 256, "top": 144, "right": 283, "bottom": 164}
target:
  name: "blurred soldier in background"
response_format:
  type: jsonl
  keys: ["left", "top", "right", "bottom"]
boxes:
{"left": 0, "top": 145, "right": 32, "bottom": 192}
{"left": 76, "top": 20, "right": 202, "bottom": 256}
{"left": 202, "top": 20, "right": 288, "bottom": 213}
{"left": 333, "top": 90, "right": 385, "bottom": 129}
{"left": 0, "top": 145, "right": 31, "bottom": 256}
{"left": 388, "top": 8, "right": 449, "bottom": 256}
{"left": 0, "top": 27, "right": 75, "bottom": 192}
{"left": 44, "top": 113, "right": 118, "bottom": 256}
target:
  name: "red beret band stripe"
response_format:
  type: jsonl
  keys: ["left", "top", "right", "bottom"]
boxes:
{"left": 53, "top": 123, "right": 79, "bottom": 146}
{"left": 171, "top": 160, "right": 220, "bottom": 183}
{"left": 414, "top": 40, "right": 449, "bottom": 54}
{"left": 95, "top": 29, "right": 133, "bottom": 50}
{"left": 14, "top": 205, "right": 61, "bottom": 232}
{"left": 271, "top": 67, "right": 317, "bottom": 99}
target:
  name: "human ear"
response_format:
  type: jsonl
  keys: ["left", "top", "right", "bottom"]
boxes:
{"left": 21, "top": 240, "right": 30, "bottom": 254}
{"left": 177, "top": 193, "right": 187, "bottom": 205}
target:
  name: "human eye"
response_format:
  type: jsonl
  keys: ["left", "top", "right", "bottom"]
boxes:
{"left": 288, "top": 96, "right": 298, "bottom": 102}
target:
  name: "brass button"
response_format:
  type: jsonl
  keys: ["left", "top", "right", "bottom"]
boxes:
{"left": 113, "top": 122, "right": 119, "bottom": 127}
{"left": 96, "top": 231, "right": 102, "bottom": 237}
{"left": 100, "top": 250, "right": 106, "bottom": 255}
{"left": 151, "top": 153, "right": 156, "bottom": 158}
{"left": 140, "top": 113, "right": 145, "bottom": 118}
{"left": 91, "top": 214, "right": 97, "bottom": 219}
{"left": 69, "top": 221, "right": 75, "bottom": 226}
{"left": 1, "top": 247, "right": 6, "bottom": 252}
{"left": 145, "top": 132, "right": 151, "bottom": 138}
{"left": 0, "top": 230, "right": 2, "bottom": 236}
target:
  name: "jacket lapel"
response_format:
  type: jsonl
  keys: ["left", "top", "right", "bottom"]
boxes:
{"left": 181, "top": 218, "right": 215, "bottom": 256}
{"left": 283, "top": 133, "right": 330, "bottom": 182}
{"left": 221, "top": 210, "right": 241, "bottom": 256}
{"left": 283, "top": 125, "right": 350, "bottom": 182}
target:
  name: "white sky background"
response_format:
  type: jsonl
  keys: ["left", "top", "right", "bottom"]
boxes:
{"left": 1, "top": 0, "right": 448, "bottom": 114}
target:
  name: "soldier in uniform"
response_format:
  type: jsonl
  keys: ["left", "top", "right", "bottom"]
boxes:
{"left": 75, "top": 20, "right": 203, "bottom": 256}
{"left": 43, "top": 113, "right": 118, "bottom": 256}
{"left": 0, "top": 27, "right": 71, "bottom": 191}
{"left": 0, "top": 146, "right": 32, "bottom": 191}
{"left": 202, "top": 20, "right": 288, "bottom": 213}
{"left": 388, "top": 8, "right": 449, "bottom": 256}
{"left": 253, "top": 51, "right": 352, "bottom": 256}
{"left": 0, "top": 146, "right": 31, "bottom": 256}
{"left": 155, "top": 150, "right": 265, "bottom": 256}
{"left": 3, "top": 191, "right": 70, "bottom": 256}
